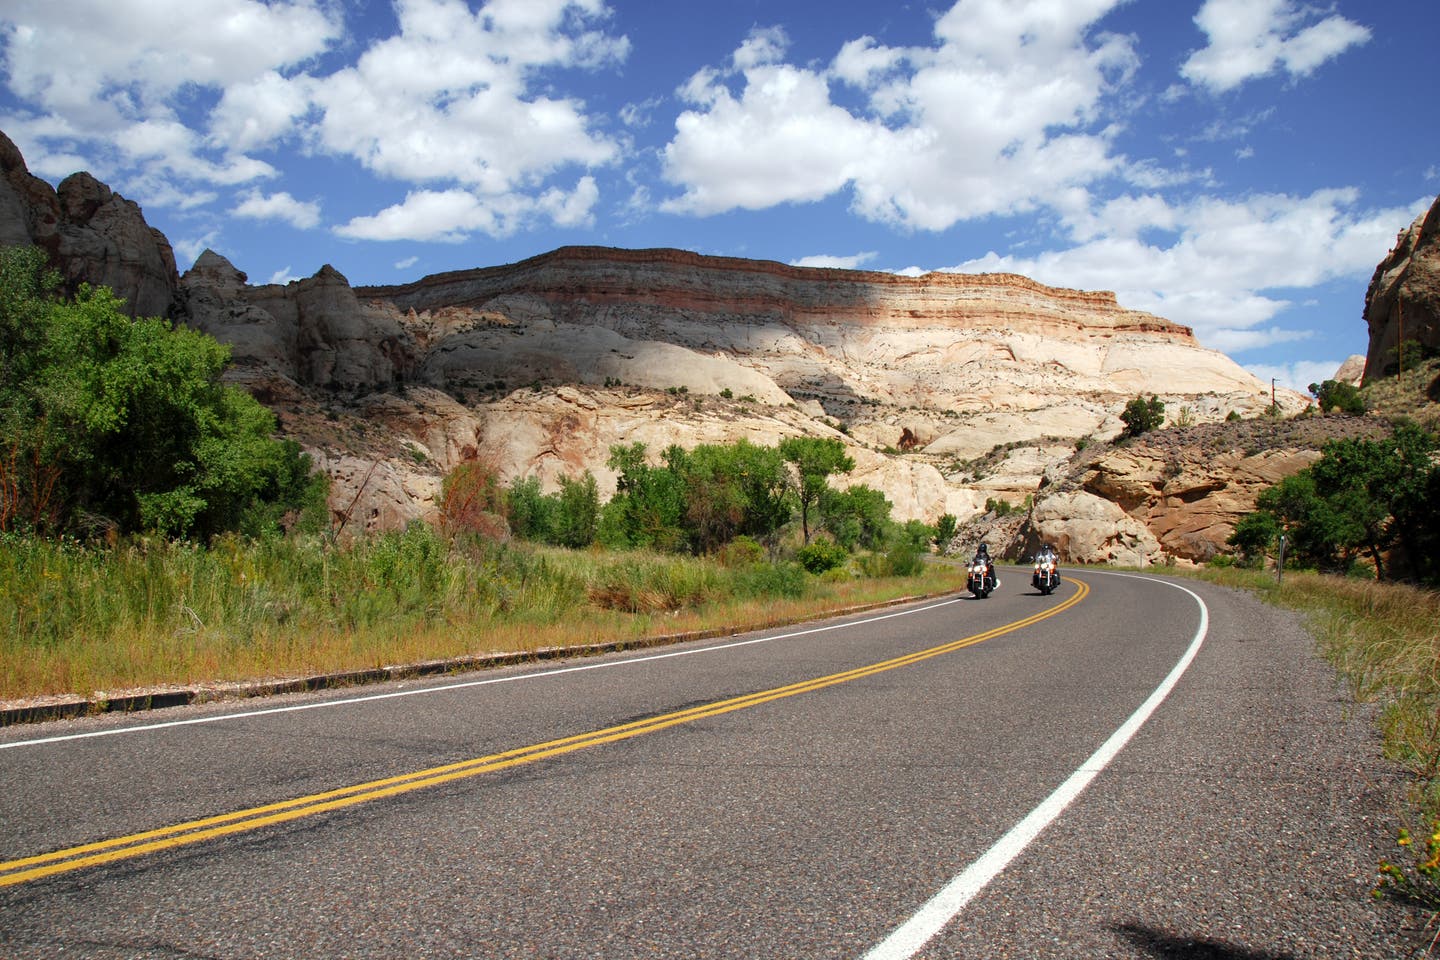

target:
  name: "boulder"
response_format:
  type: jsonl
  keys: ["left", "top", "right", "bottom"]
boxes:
{"left": 1023, "top": 490, "right": 1162, "bottom": 566}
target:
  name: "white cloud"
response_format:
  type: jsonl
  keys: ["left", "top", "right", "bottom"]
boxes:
{"left": 1245, "top": 360, "right": 1349, "bottom": 394}
{"left": 0, "top": 0, "right": 337, "bottom": 188}
{"left": 336, "top": 189, "right": 503, "bottom": 243}
{"left": 1, "top": 0, "right": 628, "bottom": 243}
{"left": 790, "top": 252, "right": 879, "bottom": 270}
{"left": 395, "top": 256, "right": 419, "bottom": 270}
{"left": 233, "top": 189, "right": 321, "bottom": 229}
{"left": 660, "top": 0, "right": 1137, "bottom": 228}
{"left": 1180, "top": 0, "right": 1370, "bottom": 93}
{"left": 306, "top": 0, "right": 627, "bottom": 193}
{"left": 268, "top": 266, "right": 299, "bottom": 285}
{"left": 537, "top": 176, "right": 600, "bottom": 228}
{"left": 334, "top": 175, "right": 600, "bottom": 242}
{"left": 948, "top": 190, "right": 1427, "bottom": 353}
{"left": 208, "top": 71, "right": 315, "bottom": 152}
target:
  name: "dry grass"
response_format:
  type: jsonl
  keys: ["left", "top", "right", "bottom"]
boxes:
{"left": 0, "top": 531, "right": 967, "bottom": 702}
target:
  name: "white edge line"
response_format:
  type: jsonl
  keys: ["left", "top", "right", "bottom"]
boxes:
{"left": 1, "top": 596, "right": 967, "bottom": 751}
{"left": 862, "top": 572, "right": 1210, "bottom": 960}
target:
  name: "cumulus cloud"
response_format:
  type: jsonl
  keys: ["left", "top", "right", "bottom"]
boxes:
{"left": 1180, "top": 0, "right": 1370, "bottom": 93}
{"left": 233, "top": 190, "right": 321, "bottom": 230}
{"left": 0, "top": 0, "right": 629, "bottom": 243}
{"left": 660, "top": 0, "right": 1137, "bottom": 228}
{"left": 0, "top": 0, "right": 337, "bottom": 183}
{"left": 307, "top": 0, "right": 627, "bottom": 194}
{"left": 335, "top": 175, "right": 600, "bottom": 241}
{"left": 950, "top": 190, "right": 1427, "bottom": 353}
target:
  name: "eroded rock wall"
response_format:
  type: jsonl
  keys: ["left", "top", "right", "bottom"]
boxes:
{"left": 1364, "top": 194, "right": 1440, "bottom": 381}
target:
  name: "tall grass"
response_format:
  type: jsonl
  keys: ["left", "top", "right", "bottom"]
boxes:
{"left": 0, "top": 529, "right": 966, "bottom": 701}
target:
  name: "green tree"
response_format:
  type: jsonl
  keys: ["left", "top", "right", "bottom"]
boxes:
{"left": 933, "top": 513, "right": 958, "bottom": 552}
{"left": 0, "top": 246, "right": 323, "bottom": 538}
{"left": 599, "top": 442, "right": 686, "bottom": 550}
{"left": 552, "top": 471, "right": 600, "bottom": 549}
{"left": 1242, "top": 423, "right": 1440, "bottom": 583}
{"left": 1227, "top": 510, "right": 1279, "bottom": 566}
{"left": 780, "top": 436, "right": 855, "bottom": 544}
{"left": 820, "top": 483, "right": 892, "bottom": 551}
{"left": 1119, "top": 395, "right": 1165, "bottom": 439}
{"left": 1307, "top": 379, "right": 1365, "bottom": 415}
{"left": 664, "top": 440, "right": 791, "bottom": 554}
{"left": 505, "top": 476, "right": 554, "bottom": 542}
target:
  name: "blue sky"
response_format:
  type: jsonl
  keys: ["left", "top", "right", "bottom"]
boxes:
{"left": 2, "top": 0, "right": 1436, "bottom": 390}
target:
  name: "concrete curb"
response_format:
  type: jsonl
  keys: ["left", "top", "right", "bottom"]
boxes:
{"left": 0, "top": 591, "right": 947, "bottom": 727}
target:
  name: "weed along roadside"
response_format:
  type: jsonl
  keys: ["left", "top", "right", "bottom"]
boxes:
{"left": 0, "top": 532, "right": 970, "bottom": 725}
{"left": 1190, "top": 566, "right": 1440, "bottom": 912}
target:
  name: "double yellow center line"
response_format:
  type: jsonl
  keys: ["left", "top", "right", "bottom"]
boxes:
{"left": 1, "top": 578, "right": 1088, "bottom": 888}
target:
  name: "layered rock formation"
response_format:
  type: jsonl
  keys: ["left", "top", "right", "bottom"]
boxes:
{"left": 0, "top": 130, "right": 1321, "bottom": 556}
{"left": 1364, "top": 193, "right": 1440, "bottom": 380}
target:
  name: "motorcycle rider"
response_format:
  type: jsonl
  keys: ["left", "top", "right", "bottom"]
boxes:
{"left": 971, "top": 542, "right": 998, "bottom": 589}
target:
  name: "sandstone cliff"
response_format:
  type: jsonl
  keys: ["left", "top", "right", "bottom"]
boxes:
{"left": 0, "top": 130, "right": 1318, "bottom": 558}
{"left": 1364, "top": 193, "right": 1440, "bottom": 381}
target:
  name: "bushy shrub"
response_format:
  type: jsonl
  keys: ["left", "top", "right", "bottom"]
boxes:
{"left": 717, "top": 535, "right": 765, "bottom": 567}
{"left": 438, "top": 460, "right": 508, "bottom": 540}
{"left": 1120, "top": 395, "right": 1165, "bottom": 438}
{"left": 796, "top": 538, "right": 849, "bottom": 574}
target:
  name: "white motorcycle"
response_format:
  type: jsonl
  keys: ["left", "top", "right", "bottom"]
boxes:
{"left": 1031, "top": 550, "right": 1060, "bottom": 595}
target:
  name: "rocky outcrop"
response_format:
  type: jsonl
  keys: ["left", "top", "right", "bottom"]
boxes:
{"left": 182, "top": 250, "right": 417, "bottom": 393}
{"left": 1000, "top": 416, "right": 1395, "bottom": 564}
{"left": 1364, "top": 193, "right": 1440, "bottom": 381}
{"left": 1333, "top": 355, "right": 1366, "bottom": 386}
{"left": 0, "top": 131, "right": 178, "bottom": 318}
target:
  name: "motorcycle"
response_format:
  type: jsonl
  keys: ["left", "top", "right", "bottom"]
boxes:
{"left": 1031, "top": 551, "right": 1060, "bottom": 595}
{"left": 967, "top": 556, "right": 998, "bottom": 598}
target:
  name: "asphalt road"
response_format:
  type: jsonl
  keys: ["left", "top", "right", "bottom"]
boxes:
{"left": 0, "top": 569, "right": 1428, "bottom": 959}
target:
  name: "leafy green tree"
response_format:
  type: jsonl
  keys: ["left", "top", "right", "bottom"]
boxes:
{"left": 552, "top": 471, "right": 600, "bottom": 548}
{"left": 1241, "top": 423, "right": 1440, "bottom": 583}
{"left": 820, "top": 483, "right": 892, "bottom": 551}
{"left": 933, "top": 513, "right": 958, "bottom": 552}
{"left": 663, "top": 440, "right": 791, "bottom": 554}
{"left": 0, "top": 246, "right": 323, "bottom": 539}
{"left": 795, "top": 538, "right": 848, "bottom": 574}
{"left": 599, "top": 442, "right": 686, "bottom": 550}
{"left": 505, "top": 476, "right": 554, "bottom": 542}
{"left": 1227, "top": 510, "right": 1279, "bottom": 566}
{"left": 1308, "top": 379, "right": 1365, "bottom": 415}
{"left": 1119, "top": 395, "right": 1165, "bottom": 439}
{"left": 780, "top": 436, "right": 855, "bottom": 544}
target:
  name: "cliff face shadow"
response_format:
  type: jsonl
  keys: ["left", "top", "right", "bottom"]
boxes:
{"left": 1114, "top": 923, "right": 1299, "bottom": 960}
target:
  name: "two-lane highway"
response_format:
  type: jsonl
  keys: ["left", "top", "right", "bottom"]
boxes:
{"left": 0, "top": 570, "right": 1420, "bottom": 958}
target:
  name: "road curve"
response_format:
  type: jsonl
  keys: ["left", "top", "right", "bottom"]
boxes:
{"left": 0, "top": 569, "right": 1424, "bottom": 958}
